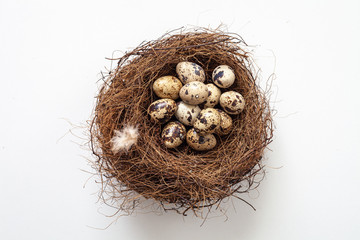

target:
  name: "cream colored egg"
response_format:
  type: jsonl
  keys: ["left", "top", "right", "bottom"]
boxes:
{"left": 215, "top": 109, "right": 233, "bottom": 136}
{"left": 203, "top": 83, "right": 221, "bottom": 108}
{"left": 193, "top": 108, "right": 220, "bottom": 135}
{"left": 220, "top": 91, "right": 245, "bottom": 115}
{"left": 175, "top": 101, "right": 201, "bottom": 126}
{"left": 212, "top": 65, "right": 235, "bottom": 88}
{"left": 147, "top": 99, "right": 177, "bottom": 123}
{"left": 161, "top": 121, "right": 187, "bottom": 148}
{"left": 186, "top": 128, "right": 217, "bottom": 151}
{"left": 153, "top": 76, "right": 183, "bottom": 100}
{"left": 176, "top": 61, "right": 205, "bottom": 84}
{"left": 179, "top": 81, "right": 208, "bottom": 105}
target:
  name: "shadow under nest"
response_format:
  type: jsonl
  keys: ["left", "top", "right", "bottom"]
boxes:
{"left": 90, "top": 28, "right": 273, "bottom": 217}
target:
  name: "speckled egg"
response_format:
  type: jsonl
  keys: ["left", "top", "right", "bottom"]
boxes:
{"left": 186, "top": 128, "right": 217, "bottom": 151}
{"left": 203, "top": 83, "right": 221, "bottom": 108}
{"left": 220, "top": 91, "right": 245, "bottom": 115}
{"left": 147, "top": 99, "right": 177, "bottom": 123}
{"left": 179, "top": 81, "right": 208, "bottom": 105}
{"left": 176, "top": 61, "right": 205, "bottom": 84}
{"left": 175, "top": 101, "right": 201, "bottom": 126}
{"left": 212, "top": 65, "right": 235, "bottom": 88}
{"left": 215, "top": 109, "right": 233, "bottom": 136}
{"left": 193, "top": 108, "right": 221, "bottom": 135}
{"left": 153, "top": 76, "right": 183, "bottom": 100}
{"left": 161, "top": 121, "right": 186, "bottom": 148}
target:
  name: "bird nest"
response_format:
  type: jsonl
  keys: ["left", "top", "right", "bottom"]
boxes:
{"left": 89, "top": 28, "right": 273, "bottom": 217}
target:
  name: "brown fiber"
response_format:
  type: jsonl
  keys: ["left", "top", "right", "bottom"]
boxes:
{"left": 89, "top": 28, "right": 273, "bottom": 217}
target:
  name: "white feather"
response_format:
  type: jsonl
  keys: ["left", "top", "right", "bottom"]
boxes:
{"left": 110, "top": 125, "right": 139, "bottom": 154}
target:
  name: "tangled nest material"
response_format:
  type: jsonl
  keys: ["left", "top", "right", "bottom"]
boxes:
{"left": 90, "top": 28, "right": 273, "bottom": 217}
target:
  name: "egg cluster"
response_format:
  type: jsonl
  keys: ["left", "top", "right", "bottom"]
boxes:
{"left": 147, "top": 61, "right": 245, "bottom": 151}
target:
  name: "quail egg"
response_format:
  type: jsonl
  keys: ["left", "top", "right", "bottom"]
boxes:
{"left": 193, "top": 108, "right": 220, "bottom": 135}
{"left": 186, "top": 128, "right": 217, "bottom": 151}
{"left": 203, "top": 83, "right": 221, "bottom": 108}
{"left": 161, "top": 121, "right": 186, "bottom": 148}
{"left": 219, "top": 91, "right": 245, "bottom": 115}
{"left": 215, "top": 109, "right": 233, "bottom": 136}
{"left": 148, "top": 99, "right": 177, "bottom": 123}
{"left": 176, "top": 61, "right": 205, "bottom": 84}
{"left": 175, "top": 101, "right": 201, "bottom": 126}
{"left": 212, "top": 65, "right": 235, "bottom": 88}
{"left": 179, "top": 81, "right": 208, "bottom": 105}
{"left": 153, "top": 76, "right": 183, "bottom": 100}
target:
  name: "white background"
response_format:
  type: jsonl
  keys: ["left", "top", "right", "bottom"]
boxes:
{"left": 1, "top": 0, "right": 359, "bottom": 239}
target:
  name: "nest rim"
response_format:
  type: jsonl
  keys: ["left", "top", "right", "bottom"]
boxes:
{"left": 90, "top": 27, "right": 273, "bottom": 217}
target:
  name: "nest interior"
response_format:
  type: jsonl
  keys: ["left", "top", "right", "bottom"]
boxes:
{"left": 90, "top": 29, "right": 273, "bottom": 216}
